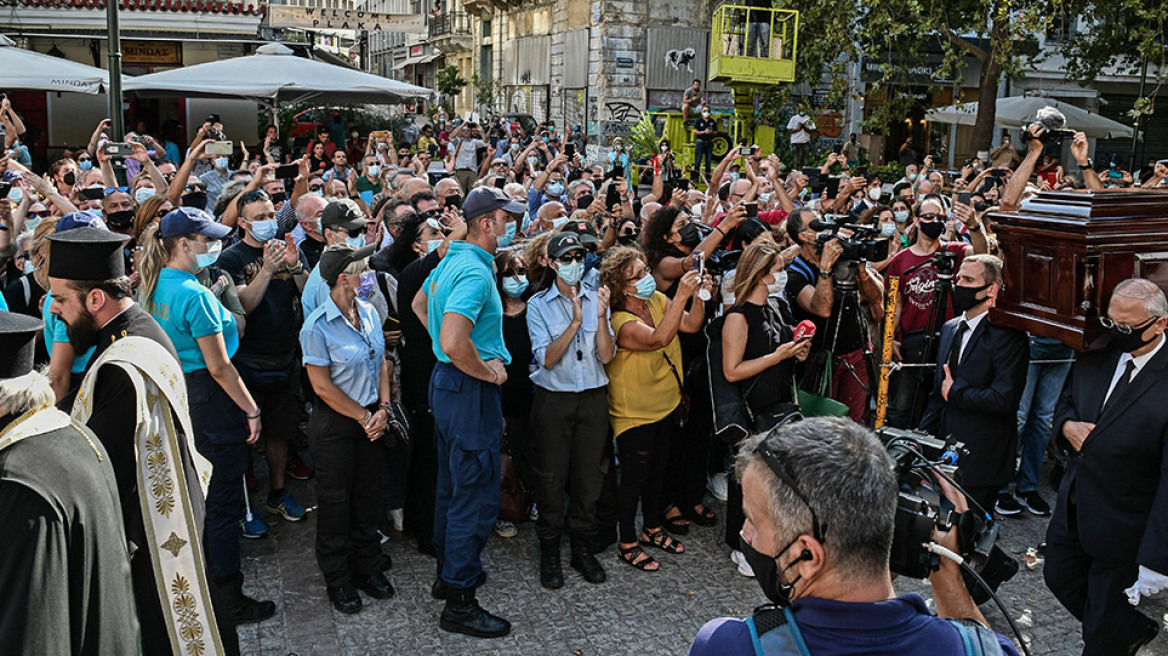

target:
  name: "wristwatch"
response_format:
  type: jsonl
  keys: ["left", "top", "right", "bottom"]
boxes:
{"left": 818, "top": 269, "right": 832, "bottom": 280}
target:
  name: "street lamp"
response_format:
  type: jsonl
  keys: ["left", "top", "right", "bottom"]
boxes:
{"left": 106, "top": 0, "right": 124, "bottom": 139}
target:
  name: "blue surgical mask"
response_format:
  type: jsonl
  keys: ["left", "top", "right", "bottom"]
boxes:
{"left": 547, "top": 182, "right": 564, "bottom": 197}
{"left": 497, "top": 220, "right": 517, "bottom": 248}
{"left": 84, "top": 208, "right": 104, "bottom": 220}
{"left": 24, "top": 216, "right": 43, "bottom": 233}
{"left": 78, "top": 160, "right": 93, "bottom": 172}
{"left": 510, "top": 144, "right": 520, "bottom": 152}
{"left": 893, "top": 210, "right": 909, "bottom": 223}
{"left": 23, "top": 260, "right": 35, "bottom": 275}
{"left": 502, "top": 275, "right": 528, "bottom": 297}
{"left": 556, "top": 259, "right": 584, "bottom": 286}
{"left": 542, "top": 137, "right": 550, "bottom": 143}
{"left": 633, "top": 274, "right": 657, "bottom": 300}
{"left": 7, "top": 188, "right": 23, "bottom": 204}
{"left": 552, "top": 217, "right": 569, "bottom": 230}
{"left": 357, "top": 271, "right": 376, "bottom": 298}
{"left": 907, "top": 173, "right": 918, "bottom": 182}
{"left": 135, "top": 187, "right": 155, "bottom": 205}
{"left": 880, "top": 223, "right": 897, "bottom": 238}
{"left": 214, "top": 157, "right": 230, "bottom": 170}
{"left": 346, "top": 235, "right": 366, "bottom": 248}
{"left": 427, "top": 239, "right": 444, "bottom": 253}
{"left": 366, "top": 164, "right": 382, "bottom": 178}
{"left": 250, "top": 219, "right": 278, "bottom": 242}
{"left": 195, "top": 240, "right": 222, "bottom": 269}
{"left": 729, "top": 173, "right": 740, "bottom": 182}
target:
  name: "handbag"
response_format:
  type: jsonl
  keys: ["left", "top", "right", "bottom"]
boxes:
{"left": 498, "top": 453, "right": 529, "bottom": 523}
{"left": 663, "top": 351, "right": 690, "bottom": 428}
{"left": 797, "top": 352, "right": 851, "bottom": 418}
{"left": 380, "top": 400, "right": 411, "bottom": 450}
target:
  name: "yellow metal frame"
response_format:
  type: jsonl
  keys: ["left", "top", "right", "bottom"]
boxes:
{"left": 710, "top": 4, "right": 799, "bottom": 86}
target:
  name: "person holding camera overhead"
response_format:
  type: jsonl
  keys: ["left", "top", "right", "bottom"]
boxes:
{"left": 526, "top": 233, "right": 616, "bottom": 589}
{"left": 688, "top": 418, "right": 1021, "bottom": 655}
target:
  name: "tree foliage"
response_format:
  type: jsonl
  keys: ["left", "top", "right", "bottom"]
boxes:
{"left": 435, "top": 65, "right": 468, "bottom": 114}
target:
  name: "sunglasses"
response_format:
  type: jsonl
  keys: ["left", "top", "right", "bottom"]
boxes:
{"left": 104, "top": 186, "right": 130, "bottom": 195}
{"left": 154, "top": 208, "right": 170, "bottom": 219}
{"left": 76, "top": 157, "right": 91, "bottom": 163}
{"left": 308, "top": 184, "right": 324, "bottom": 192}
{"left": 27, "top": 210, "right": 51, "bottom": 219}
{"left": 185, "top": 183, "right": 207, "bottom": 192}
{"left": 556, "top": 252, "right": 585, "bottom": 265}
{"left": 347, "top": 227, "right": 366, "bottom": 239}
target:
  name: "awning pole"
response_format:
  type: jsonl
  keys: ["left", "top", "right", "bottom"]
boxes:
{"left": 106, "top": 0, "right": 124, "bottom": 139}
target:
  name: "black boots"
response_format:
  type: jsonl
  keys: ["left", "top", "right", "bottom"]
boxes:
{"left": 431, "top": 569, "right": 487, "bottom": 600}
{"left": 540, "top": 538, "right": 564, "bottom": 589}
{"left": 327, "top": 584, "right": 361, "bottom": 614}
{"left": 570, "top": 533, "right": 606, "bottom": 584}
{"left": 355, "top": 572, "right": 395, "bottom": 599}
{"left": 215, "top": 571, "right": 276, "bottom": 624}
{"left": 439, "top": 587, "right": 511, "bottom": 638}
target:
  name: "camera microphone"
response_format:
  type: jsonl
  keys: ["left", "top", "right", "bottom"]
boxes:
{"left": 1035, "top": 106, "right": 1067, "bottom": 132}
{"left": 808, "top": 218, "right": 834, "bottom": 231}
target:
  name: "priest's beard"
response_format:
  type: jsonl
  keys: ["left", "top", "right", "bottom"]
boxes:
{"left": 65, "top": 306, "right": 100, "bottom": 354}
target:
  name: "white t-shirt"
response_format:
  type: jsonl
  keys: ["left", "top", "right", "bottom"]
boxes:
{"left": 787, "top": 113, "right": 815, "bottom": 145}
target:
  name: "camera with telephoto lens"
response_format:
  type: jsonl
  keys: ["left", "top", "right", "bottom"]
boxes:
{"left": 705, "top": 248, "right": 741, "bottom": 277}
{"left": 875, "top": 426, "right": 999, "bottom": 580}
{"left": 811, "top": 215, "right": 889, "bottom": 263}
{"left": 1028, "top": 107, "right": 1076, "bottom": 146}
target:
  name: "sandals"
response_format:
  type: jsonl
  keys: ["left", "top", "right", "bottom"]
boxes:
{"left": 618, "top": 544, "right": 659, "bottom": 571}
{"left": 684, "top": 504, "right": 717, "bottom": 527}
{"left": 663, "top": 505, "right": 690, "bottom": 535}
{"left": 640, "top": 528, "right": 685, "bottom": 554}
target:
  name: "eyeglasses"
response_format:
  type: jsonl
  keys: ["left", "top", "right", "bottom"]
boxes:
{"left": 753, "top": 439, "right": 827, "bottom": 542}
{"left": 556, "top": 252, "right": 585, "bottom": 265}
{"left": 1101, "top": 316, "right": 1159, "bottom": 334}
{"left": 308, "top": 184, "right": 324, "bottom": 192}
{"left": 155, "top": 208, "right": 170, "bottom": 219}
{"left": 917, "top": 213, "right": 943, "bottom": 221}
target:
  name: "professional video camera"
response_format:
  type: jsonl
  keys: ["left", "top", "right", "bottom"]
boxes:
{"left": 705, "top": 248, "right": 742, "bottom": 277}
{"left": 809, "top": 215, "right": 889, "bottom": 264}
{"left": 1027, "top": 106, "right": 1076, "bottom": 146}
{"left": 875, "top": 426, "right": 1000, "bottom": 580}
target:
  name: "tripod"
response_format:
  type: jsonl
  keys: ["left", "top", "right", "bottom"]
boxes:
{"left": 808, "top": 260, "right": 876, "bottom": 419}
{"left": 897, "top": 251, "right": 958, "bottom": 427}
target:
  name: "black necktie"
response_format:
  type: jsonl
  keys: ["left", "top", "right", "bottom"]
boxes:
{"left": 1102, "top": 359, "right": 1137, "bottom": 416}
{"left": 948, "top": 321, "right": 968, "bottom": 371}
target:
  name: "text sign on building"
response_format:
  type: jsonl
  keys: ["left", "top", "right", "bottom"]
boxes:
{"left": 268, "top": 6, "right": 425, "bottom": 34}
{"left": 123, "top": 41, "right": 182, "bottom": 65}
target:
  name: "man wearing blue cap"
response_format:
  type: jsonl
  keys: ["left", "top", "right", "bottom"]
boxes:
{"left": 416, "top": 186, "right": 523, "bottom": 638}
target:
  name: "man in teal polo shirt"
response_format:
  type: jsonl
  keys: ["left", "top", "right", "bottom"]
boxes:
{"left": 420, "top": 186, "right": 522, "bottom": 639}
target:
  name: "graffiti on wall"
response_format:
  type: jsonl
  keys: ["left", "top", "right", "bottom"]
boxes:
{"left": 605, "top": 101, "right": 642, "bottom": 122}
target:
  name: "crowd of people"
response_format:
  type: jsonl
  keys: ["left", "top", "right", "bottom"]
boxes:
{"left": 0, "top": 92, "right": 1165, "bottom": 656}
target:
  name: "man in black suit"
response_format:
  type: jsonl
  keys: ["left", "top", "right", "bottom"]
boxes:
{"left": 1045, "top": 278, "right": 1168, "bottom": 655}
{"left": 920, "top": 254, "right": 1030, "bottom": 513}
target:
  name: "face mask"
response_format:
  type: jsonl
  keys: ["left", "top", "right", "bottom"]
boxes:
{"left": 702, "top": 112, "right": 711, "bottom": 119}
{"left": 502, "top": 275, "right": 528, "bottom": 297}
{"left": 542, "top": 137, "right": 550, "bottom": 144}
{"left": 195, "top": 240, "right": 222, "bottom": 269}
{"left": 427, "top": 239, "right": 444, "bottom": 253}
{"left": 632, "top": 274, "right": 657, "bottom": 299}
{"left": 106, "top": 209, "right": 135, "bottom": 230}
{"left": 250, "top": 218, "right": 278, "bottom": 242}
{"left": 496, "top": 220, "right": 517, "bottom": 248}
{"left": 24, "top": 216, "right": 44, "bottom": 233}
{"left": 550, "top": 216, "right": 569, "bottom": 230}
{"left": 880, "top": 223, "right": 897, "bottom": 238}
{"left": 868, "top": 187, "right": 882, "bottom": 201}
{"left": 511, "top": 144, "right": 520, "bottom": 152}
{"left": 953, "top": 282, "right": 991, "bottom": 314}
{"left": 556, "top": 259, "right": 585, "bottom": 286}
{"left": 729, "top": 172, "right": 740, "bottom": 182}
{"left": 8, "top": 188, "right": 23, "bottom": 204}
{"left": 182, "top": 191, "right": 208, "bottom": 208}
{"left": 83, "top": 208, "right": 104, "bottom": 220}
{"left": 78, "top": 160, "right": 93, "bottom": 172}
{"left": 907, "top": 173, "right": 918, "bottom": 182}
{"left": 767, "top": 270, "right": 787, "bottom": 296}
{"left": 547, "top": 182, "right": 564, "bottom": 197}
{"left": 528, "top": 157, "right": 539, "bottom": 168}
{"left": 63, "top": 171, "right": 77, "bottom": 186}
{"left": 23, "top": 260, "right": 35, "bottom": 275}
{"left": 893, "top": 210, "right": 909, "bottom": 223}
{"left": 367, "top": 164, "right": 382, "bottom": 178}
{"left": 214, "top": 157, "right": 229, "bottom": 170}
{"left": 135, "top": 187, "right": 155, "bottom": 204}
{"left": 406, "top": 119, "right": 414, "bottom": 125}
{"left": 346, "top": 234, "right": 366, "bottom": 248}
{"left": 357, "top": 271, "right": 376, "bottom": 299}
{"left": 351, "top": 131, "right": 360, "bottom": 139}
{"left": 618, "top": 233, "right": 639, "bottom": 247}
{"left": 677, "top": 222, "right": 702, "bottom": 249}
{"left": 740, "top": 532, "right": 804, "bottom": 608}
{"left": 577, "top": 195, "right": 594, "bottom": 211}
{"left": 1109, "top": 318, "right": 1160, "bottom": 353}
{"left": 919, "top": 220, "right": 945, "bottom": 240}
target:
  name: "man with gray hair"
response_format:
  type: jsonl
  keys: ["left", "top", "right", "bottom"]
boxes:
{"left": 689, "top": 417, "right": 1020, "bottom": 654}
{"left": 1045, "top": 277, "right": 1168, "bottom": 654}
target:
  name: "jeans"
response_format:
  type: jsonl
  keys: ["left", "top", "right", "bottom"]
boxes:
{"left": 1011, "top": 360, "right": 1072, "bottom": 493}
{"left": 745, "top": 19, "right": 770, "bottom": 57}
{"left": 693, "top": 140, "right": 714, "bottom": 179}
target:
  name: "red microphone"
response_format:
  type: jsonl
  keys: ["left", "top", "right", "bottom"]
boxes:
{"left": 793, "top": 320, "right": 817, "bottom": 342}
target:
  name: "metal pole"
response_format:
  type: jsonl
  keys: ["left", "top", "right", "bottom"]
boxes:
{"left": 105, "top": 0, "right": 124, "bottom": 140}
{"left": 1129, "top": 55, "right": 1148, "bottom": 173}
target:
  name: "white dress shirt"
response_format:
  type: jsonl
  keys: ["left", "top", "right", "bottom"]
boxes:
{"left": 954, "top": 309, "right": 988, "bottom": 364}
{"left": 1104, "top": 333, "right": 1165, "bottom": 405}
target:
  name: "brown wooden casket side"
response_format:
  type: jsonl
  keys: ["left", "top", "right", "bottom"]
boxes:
{"left": 988, "top": 189, "right": 1168, "bottom": 352}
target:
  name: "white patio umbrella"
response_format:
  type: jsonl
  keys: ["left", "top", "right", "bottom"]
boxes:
{"left": 925, "top": 96, "right": 1134, "bottom": 139}
{"left": 123, "top": 43, "right": 432, "bottom": 105}
{"left": 0, "top": 35, "right": 114, "bottom": 94}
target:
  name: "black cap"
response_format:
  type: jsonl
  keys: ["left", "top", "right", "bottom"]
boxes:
{"left": 462, "top": 187, "right": 526, "bottom": 221}
{"left": 0, "top": 312, "right": 44, "bottom": 379}
{"left": 321, "top": 201, "right": 370, "bottom": 233}
{"left": 547, "top": 232, "right": 585, "bottom": 259}
{"left": 319, "top": 243, "right": 376, "bottom": 286}
{"left": 561, "top": 220, "right": 600, "bottom": 245}
{"left": 47, "top": 226, "right": 128, "bottom": 281}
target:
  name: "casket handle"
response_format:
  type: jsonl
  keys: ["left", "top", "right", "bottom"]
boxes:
{"left": 1080, "top": 257, "right": 1096, "bottom": 313}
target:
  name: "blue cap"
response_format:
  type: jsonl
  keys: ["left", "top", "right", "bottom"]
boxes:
{"left": 462, "top": 186, "right": 526, "bottom": 221}
{"left": 57, "top": 211, "right": 108, "bottom": 232}
{"left": 160, "top": 206, "right": 232, "bottom": 240}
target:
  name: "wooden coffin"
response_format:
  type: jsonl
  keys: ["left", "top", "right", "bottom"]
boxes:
{"left": 988, "top": 189, "right": 1168, "bottom": 352}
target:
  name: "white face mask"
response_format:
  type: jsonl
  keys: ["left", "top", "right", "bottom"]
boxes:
{"left": 868, "top": 187, "right": 882, "bottom": 201}
{"left": 767, "top": 270, "right": 787, "bottom": 296}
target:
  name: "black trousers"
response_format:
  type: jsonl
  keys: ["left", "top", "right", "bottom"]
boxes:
{"left": 886, "top": 331, "right": 930, "bottom": 429}
{"left": 503, "top": 410, "right": 538, "bottom": 501}
{"left": 616, "top": 416, "right": 672, "bottom": 544}
{"left": 307, "top": 401, "right": 384, "bottom": 588}
{"left": 666, "top": 367, "right": 715, "bottom": 517}
{"left": 530, "top": 387, "right": 610, "bottom": 540}
{"left": 1045, "top": 509, "right": 1151, "bottom": 655}
{"left": 725, "top": 408, "right": 792, "bottom": 549}
{"left": 403, "top": 406, "right": 437, "bottom": 556}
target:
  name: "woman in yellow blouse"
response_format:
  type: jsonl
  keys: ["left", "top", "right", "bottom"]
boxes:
{"left": 600, "top": 246, "right": 709, "bottom": 571}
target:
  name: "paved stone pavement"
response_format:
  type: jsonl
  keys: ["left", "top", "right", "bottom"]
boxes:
{"left": 237, "top": 471, "right": 1168, "bottom": 655}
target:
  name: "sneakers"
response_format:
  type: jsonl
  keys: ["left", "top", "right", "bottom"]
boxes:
{"left": 707, "top": 473, "right": 728, "bottom": 503}
{"left": 493, "top": 520, "right": 518, "bottom": 539}
{"left": 528, "top": 503, "right": 539, "bottom": 522}
{"left": 265, "top": 491, "right": 307, "bottom": 522}
{"left": 286, "top": 453, "right": 314, "bottom": 480}
{"left": 994, "top": 492, "right": 1023, "bottom": 516}
{"left": 729, "top": 549, "right": 755, "bottom": 577}
{"left": 1015, "top": 491, "right": 1052, "bottom": 516}
{"left": 240, "top": 515, "right": 269, "bottom": 539}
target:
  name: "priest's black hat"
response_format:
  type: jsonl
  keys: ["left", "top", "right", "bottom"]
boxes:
{"left": 0, "top": 311, "right": 44, "bottom": 379}
{"left": 47, "top": 226, "right": 127, "bottom": 281}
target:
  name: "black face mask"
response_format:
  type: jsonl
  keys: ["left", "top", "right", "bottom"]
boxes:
{"left": 618, "top": 233, "right": 639, "bottom": 247}
{"left": 182, "top": 191, "right": 208, "bottom": 209}
{"left": 677, "top": 222, "right": 702, "bottom": 249}
{"left": 444, "top": 194, "right": 462, "bottom": 209}
{"left": 1110, "top": 318, "right": 1159, "bottom": 353}
{"left": 63, "top": 171, "right": 77, "bottom": 186}
{"left": 577, "top": 194, "right": 595, "bottom": 211}
{"left": 739, "top": 532, "right": 807, "bottom": 608}
{"left": 105, "top": 209, "right": 135, "bottom": 230}
{"left": 919, "top": 220, "right": 945, "bottom": 240}
{"left": 270, "top": 192, "right": 288, "bottom": 204}
{"left": 953, "top": 282, "right": 992, "bottom": 314}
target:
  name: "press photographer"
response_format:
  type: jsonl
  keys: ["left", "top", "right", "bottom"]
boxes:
{"left": 688, "top": 418, "right": 1021, "bottom": 655}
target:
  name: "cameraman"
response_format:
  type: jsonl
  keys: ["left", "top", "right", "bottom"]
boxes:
{"left": 689, "top": 418, "right": 1020, "bottom": 655}
{"left": 784, "top": 209, "right": 884, "bottom": 423}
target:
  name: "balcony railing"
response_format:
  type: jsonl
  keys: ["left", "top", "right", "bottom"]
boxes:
{"left": 429, "top": 10, "right": 471, "bottom": 38}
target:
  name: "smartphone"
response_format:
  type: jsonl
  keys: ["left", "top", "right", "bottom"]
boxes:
{"left": 205, "top": 141, "right": 234, "bottom": 156}
{"left": 1107, "top": 169, "right": 1123, "bottom": 179}
{"left": 206, "top": 114, "right": 221, "bottom": 125}
{"left": 957, "top": 191, "right": 972, "bottom": 206}
{"left": 564, "top": 142, "right": 575, "bottom": 158}
{"left": 382, "top": 314, "right": 401, "bottom": 332}
{"left": 744, "top": 201, "right": 758, "bottom": 218}
{"left": 79, "top": 187, "right": 105, "bottom": 201}
{"left": 103, "top": 142, "right": 134, "bottom": 158}
{"left": 274, "top": 163, "right": 299, "bottom": 179}
{"left": 605, "top": 181, "right": 621, "bottom": 209}
{"left": 494, "top": 177, "right": 506, "bottom": 190}
{"left": 689, "top": 251, "right": 705, "bottom": 273}
{"left": 675, "top": 178, "right": 691, "bottom": 192}
{"left": 989, "top": 169, "right": 1008, "bottom": 178}
{"left": 0, "top": 182, "right": 10, "bottom": 199}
